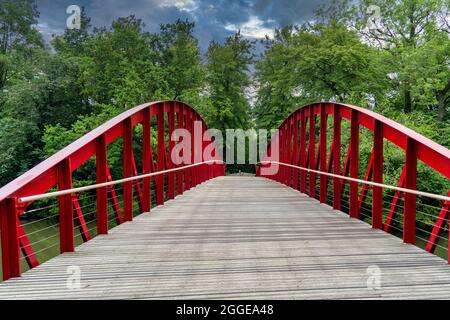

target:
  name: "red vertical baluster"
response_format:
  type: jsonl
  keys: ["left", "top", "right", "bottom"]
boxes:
{"left": 191, "top": 111, "right": 197, "bottom": 188}
{"left": 96, "top": 135, "right": 108, "bottom": 234}
{"left": 0, "top": 198, "right": 20, "bottom": 280}
{"left": 333, "top": 104, "right": 342, "bottom": 210}
{"left": 404, "top": 137, "right": 417, "bottom": 244}
{"left": 177, "top": 103, "right": 184, "bottom": 195}
{"left": 123, "top": 118, "right": 134, "bottom": 221}
{"left": 185, "top": 108, "right": 192, "bottom": 191}
{"left": 309, "top": 105, "right": 316, "bottom": 198}
{"left": 286, "top": 119, "right": 291, "bottom": 186}
{"left": 168, "top": 102, "right": 175, "bottom": 200}
{"left": 277, "top": 128, "right": 282, "bottom": 183}
{"left": 58, "top": 158, "right": 75, "bottom": 252}
{"left": 349, "top": 110, "right": 359, "bottom": 219}
{"left": 157, "top": 104, "right": 165, "bottom": 205}
{"left": 372, "top": 120, "right": 383, "bottom": 229}
{"left": 293, "top": 113, "right": 299, "bottom": 190}
{"left": 142, "top": 107, "right": 151, "bottom": 212}
{"left": 300, "top": 110, "right": 307, "bottom": 193}
{"left": 320, "top": 104, "right": 327, "bottom": 203}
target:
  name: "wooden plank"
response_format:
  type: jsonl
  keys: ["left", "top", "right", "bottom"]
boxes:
{"left": 0, "top": 177, "right": 450, "bottom": 300}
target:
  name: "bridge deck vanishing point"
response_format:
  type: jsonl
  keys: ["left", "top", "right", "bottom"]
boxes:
{"left": 1, "top": 176, "right": 450, "bottom": 300}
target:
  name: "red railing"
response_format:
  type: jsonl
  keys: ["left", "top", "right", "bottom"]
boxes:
{"left": 257, "top": 102, "right": 450, "bottom": 261}
{"left": 0, "top": 101, "right": 225, "bottom": 280}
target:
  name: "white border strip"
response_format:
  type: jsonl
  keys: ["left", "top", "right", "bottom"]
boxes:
{"left": 259, "top": 161, "right": 450, "bottom": 203}
{"left": 19, "top": 160, "right": 224, "bottom": 203}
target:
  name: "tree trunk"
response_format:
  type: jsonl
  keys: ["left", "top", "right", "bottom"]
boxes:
{"left": 438, "top": 93, "right": 445, "bottom": 121}
{"left": 404, "top": 88, "right": 412, "bottom": 113}
{"left": 437, "top": 79, "right": 450, "bottom": 122}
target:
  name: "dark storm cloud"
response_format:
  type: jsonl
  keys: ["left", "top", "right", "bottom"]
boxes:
{"left": 35, "top": 0, "right": 332, "bottom": 50}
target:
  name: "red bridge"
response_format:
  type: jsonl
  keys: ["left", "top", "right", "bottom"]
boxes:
{"left": 0, "top": 101, "right": 449, "bottom": 299}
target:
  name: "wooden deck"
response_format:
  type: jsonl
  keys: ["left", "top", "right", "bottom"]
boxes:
{"left": 1, "top": 176, "right": 450, "bottom": 299}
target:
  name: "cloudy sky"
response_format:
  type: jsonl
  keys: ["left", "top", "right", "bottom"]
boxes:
{"left": 36, "top": 0, "right": 330, "bottom": 50}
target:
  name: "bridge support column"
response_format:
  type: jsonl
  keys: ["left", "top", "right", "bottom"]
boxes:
{"left": 319, "top": 104, "right": 327, "bottom": 203}
{"left": 372, "top": 120, "right": 383, "bottom": 229}
{"left": 96, "top": 135, "right": 108, "bottom": 234}
{"left": 123, "top": 118, "right": 134, "bottom": 221}
{"left": 309, "top": 105, "right": 316, "bottom": 198}
{"left": 142, "top": 107, "right": 151, "bottom": 212}
{"left": 349, "top": 110, "right": 359, "bottom": 219}
{"left": 58, "top": 158, "right": 75, "bottom": 253}
{"left": 333, "top": 105, "right": 341, "bottom": 210}
{"left": 300, "top": 110, "right": 307, "bottom": 193}
{"left": 0, "top": 198, "right": 21, "bottom": 280}
{"left": 404, "top": 137, "right": 417, "bottom": 244}
{"left": 157, "top": 105, "right": 165, "bottom": 206}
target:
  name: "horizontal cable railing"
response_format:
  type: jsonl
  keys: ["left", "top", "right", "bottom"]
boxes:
{"left": 20, "top": 160, "right": 225, "bottom": 203}
{"left": 259, "top": 161, "right": 450, "bottom": 202}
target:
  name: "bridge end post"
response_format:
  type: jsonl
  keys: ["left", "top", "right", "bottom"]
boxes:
{"left": 332, "top": 104, "right": 341, "bottom": 210}
{"left": 372, "top": 120, "right": 383, "bottom": 229}
{"left": 96, "top": 135, "right": 108, "bottom": 235}
{"left": 58, "top": 158, "right": 75, "bottom": 253}
{"left": 404, "top": 137, "right": 417, "bottom": 244}
{"left": 349, "top": 110, "right": 360, "bottom": 219}
{"left": 0, "top": 198, "right": 21, "bottom": 280}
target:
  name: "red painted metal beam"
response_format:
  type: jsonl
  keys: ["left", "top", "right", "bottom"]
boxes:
{"left": 96, "top": 135, "right": 108, "bottom": 234}
{"left": 0, "top": 198, "right": 20, "bottom": 280}
{"left": 123, "top": 118, "right": 134, "bottom": 221}
{"left": 320, "top": 104, "right": 327, "bottom": 203}
{"left": 372, "top": 120, "right": 384, "bottom": 229}
{"left": 142, "top": 107, "right": 151, "bottom": 212}
{"left": 58, "top": 158, "right": 74, "bottom": 253}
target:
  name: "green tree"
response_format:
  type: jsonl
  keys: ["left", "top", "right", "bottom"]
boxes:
{"left": 151, "top": 19, "right": 204, "bottom": 100}
{"left": 354, "top": 0, "right": 449, "bottom": 115}
{"left": 205, "top": 32, "right": 253, "bottom": 131}
{"left": 0, "top": 0, "right": 43, "bottom": 88}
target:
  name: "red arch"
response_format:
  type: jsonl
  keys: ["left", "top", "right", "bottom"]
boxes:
{"left": 258, "top": 102, "right": 450, "bottom": 261}
{"left": 0, "top": 100, "right": 224, "bottom": 280}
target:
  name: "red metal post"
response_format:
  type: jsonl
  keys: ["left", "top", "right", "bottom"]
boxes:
{"left": 96, "top": 135, "right": 108, "bottom": 234}
{"left": 0, "top": 198, "right": 21, "bottom": 280}
{"left": 293, "top": 112, "right": 299, "bottom": 190}
{"left": 309, "top": 105, "right": 316, "bottom": 198}
{"left": 333, "top": 104, "right": 342, "bottom": 210}
{"left": 168, "top": 102, "right": 175, "bottom": 200}
{"left": 300, "top": 110, "right": 307, "bottom": 193}
{"left": 319, "top": 104, "right": 327, "bottom": 203}
{"left": 185, "top": 108, "right": 192, "bottom": 191}
{"left": 176, "top": 103, "right": 184, "bottom": 195}
{"left": 372, "top": 120, "right": 383, "bottom": 229}
{"left": 142, "top": 107, "right": 151, "bottom": 212}
{"left": 58, "top": 158, "right": 74, "bottom": 253}
{"left": 286, "top": 119, "right": 291, "bottom": 186}
{"left": 349, "top": 110, "right": 359, "bottom": 219}
{"left": 404, "top": 137, "right": 417, "bottom": 244}
{"left": 72, "top": 197, "right": 91, "bottom": 242}
{"left": 123, "top": 118, "right": 133, "bottom": 221}
{"left": 157, "top": 105, "right": 165, "bottom": 205}
{"left": 191, "top": 111, "right": 197, "bottom": 188}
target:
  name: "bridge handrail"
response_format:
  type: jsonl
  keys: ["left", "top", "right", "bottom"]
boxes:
{"left": 0, "top": 100, "right": 225, "bottom": 281}
{"left": 257, "top": 101, "right": 450, "bottom": 263}
{"left": 20, "top": 160, "right": 225, "bottom": 203}
{"left": 259, "top": 161, "right": 450, "bottom": 202}
{"left": 277, "top": 102, "right": 450, "bottom": 179}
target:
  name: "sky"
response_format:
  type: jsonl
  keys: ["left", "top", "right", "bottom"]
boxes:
{"left": 35, "top": 0, "right": 330, "bottom": 50}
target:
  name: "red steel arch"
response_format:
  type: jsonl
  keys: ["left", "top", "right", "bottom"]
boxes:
{"left": 0, "top": 101, "right": 224, "bottom": 280}
{"left": 257, "top": 102, "right": 450, "bottom": 260}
